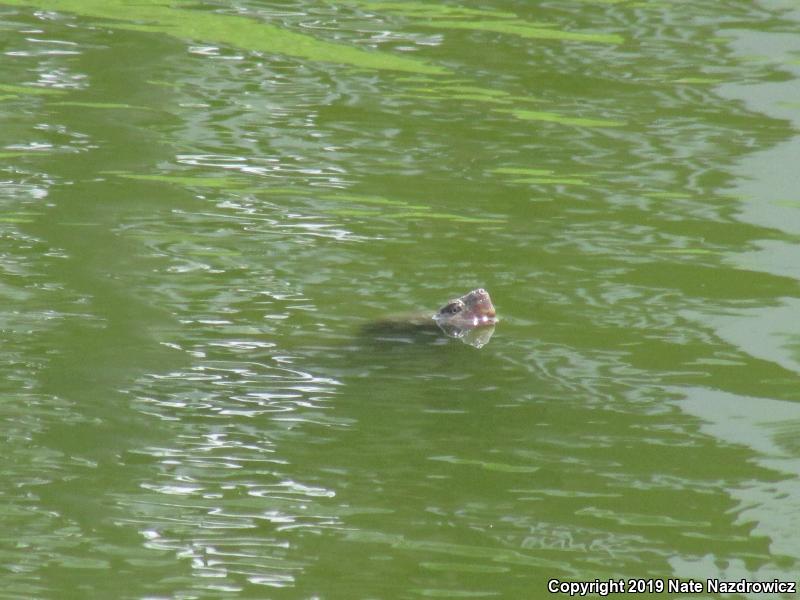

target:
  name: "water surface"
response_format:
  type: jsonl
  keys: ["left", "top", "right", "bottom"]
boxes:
{"left": 1, "top": 0, "right": 799, "bottom": 597}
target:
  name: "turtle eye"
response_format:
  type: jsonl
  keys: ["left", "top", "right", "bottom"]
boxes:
{"left": 442, "top": 302, "right": 463, "bottom": 315}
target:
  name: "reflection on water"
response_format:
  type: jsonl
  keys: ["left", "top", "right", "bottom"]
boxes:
{"left": 677, "top": 388, "right": 800, "bottom": 583}
{"left": 1, "top": 0, "right": 799, "bottom": 597}
{"left": 440, "top": 324, "right": 495, "bottom": 348}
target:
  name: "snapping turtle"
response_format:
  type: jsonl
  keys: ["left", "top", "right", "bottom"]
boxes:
{"left": 362, "top": 288, "right": 498, "bottom": 348}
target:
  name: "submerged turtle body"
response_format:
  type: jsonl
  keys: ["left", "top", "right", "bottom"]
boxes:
{"left": 363, "top": 288, "right": 498, "bottom": 348}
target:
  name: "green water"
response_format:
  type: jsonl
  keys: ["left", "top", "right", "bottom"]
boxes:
{"left": 2, "top": 0, "right": 799, "bottom": 598}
